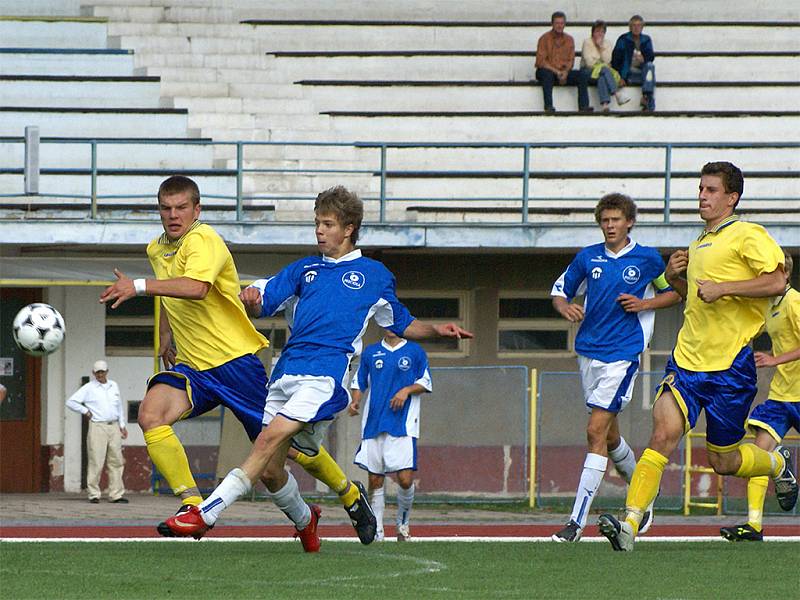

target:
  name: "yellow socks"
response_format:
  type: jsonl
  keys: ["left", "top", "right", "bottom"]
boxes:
{"left": 143, "top": 425, "right": 198, "bottom": 499}
{"left": 624, "top": 448, "right": 668, "bottom": 535}
{"left": 746, "top": 476, "right": 769, "bottom": 532}
{"left": 293, "top": 445, "right": 357, "bottom": 506}
{"left": 735, "top": 443, "right": 784, "bottom": 478}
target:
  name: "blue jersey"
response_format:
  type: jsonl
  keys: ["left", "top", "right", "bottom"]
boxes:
{"left": 552, "top": 240, "right": 671, "bottom": 362}
{"left": 353, "top": 339, "right": 432, "bottom": 439}
{"left": 250, "top": 249, "right": 415, "bottom": 386}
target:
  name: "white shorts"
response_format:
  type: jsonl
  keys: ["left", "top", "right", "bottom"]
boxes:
{"left": 577, "top": 355, "right": 639, "bottom": 413}
{"left": 263, "top": 375, "right": 345, "bottom": 455}
{"left": 354, "top": 433, "right": 417, "bottom": 475}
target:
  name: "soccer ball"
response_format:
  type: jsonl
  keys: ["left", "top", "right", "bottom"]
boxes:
{"left": 12, "top": 303, "right": 66, "bottom": 356}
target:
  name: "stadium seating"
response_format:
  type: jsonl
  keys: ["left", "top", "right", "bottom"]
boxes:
{"left": 1, "top": 1, "right": 798, "bottom": 223}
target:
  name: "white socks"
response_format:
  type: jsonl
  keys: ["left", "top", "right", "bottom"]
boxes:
{"left": 370, "top": 487, "right": 385, "bottom": 537}
{"left": 609, "top": 437, "right": 637, "bottom": 483}
{"left": 396, "top": 483, "right": 415, "bottom": 526}
{"left": 267, "top": 471, "right": 311, "bottom": 530}
{"left": 200, "top": 467, "right": 252, "bottom": 526}
{"left": 569, "top": 453, "right": 608, "bottom": 529}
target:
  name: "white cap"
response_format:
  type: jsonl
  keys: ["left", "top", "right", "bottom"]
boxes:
{"left": 93, "top": 360, "right": 108, "bottom": 373}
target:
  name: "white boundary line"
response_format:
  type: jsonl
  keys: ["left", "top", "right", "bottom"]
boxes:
{"left": 1, "top": 536, "right": 798, "bottom": 543}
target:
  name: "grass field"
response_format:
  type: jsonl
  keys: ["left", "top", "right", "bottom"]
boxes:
{"left": 1, "top": 540, "right": 796, "bottom": 599}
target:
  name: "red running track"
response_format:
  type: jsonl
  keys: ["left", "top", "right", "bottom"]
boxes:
{"left": 2, "top": 523, "right": 799, "bottom": 539}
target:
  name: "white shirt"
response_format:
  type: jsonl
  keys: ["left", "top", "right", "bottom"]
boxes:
{"left": 66, "top": 379, "right": 126, "bottom": 427}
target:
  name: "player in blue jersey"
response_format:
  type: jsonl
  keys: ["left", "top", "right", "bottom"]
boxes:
{"left": 158, "top": 185, "right": 472, "bottom": 551}
{"left": 550, "top": 193, "right": 680, "bottom": 542}
{"left": 348, "top": 329, "right": 432, "bottom": 541}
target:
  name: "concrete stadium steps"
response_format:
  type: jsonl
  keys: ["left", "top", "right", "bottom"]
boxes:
{"left": 0, "top": 18, "right": 109, "bottom": 48}
{"left": 0, "top": 108, "right": 194, "bottom": 138}
{"left": 3, "top": 0, "right": 81, "bottom": 17}
{"left": 171, "top": 97, "right": 317, "bottom": 116}
{"left": 380, "top": 175, "right": 799, "bottom": 201}
{"left": 132, "top": 52, "right": 276, "bottom": 70}
{"left": 304, "top": 81, "right": 800, "bottom": 113}
{"left": 269, "top": 53, "right": 800, "bottom": 83}
{"left": 0, "top": 140, "right": 215, "bottom": 170}
{"left": 0, "top": 49, "right": 135, "bottom": 76}
{"left": 80, "top": 0, "right": 800, "bottom": 23}
{"left": 373, "top": 146, "right": 800, "bottom": 173}
{"left": 0, "top": 77, "right": 165, "bottom": 108}
{"left": 324, "top": 114, "right": 800, "bottom": 143}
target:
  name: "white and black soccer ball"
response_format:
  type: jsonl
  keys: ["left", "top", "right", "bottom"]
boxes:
{"left": 12, "top": 303, "right": 66, "bottom": 356}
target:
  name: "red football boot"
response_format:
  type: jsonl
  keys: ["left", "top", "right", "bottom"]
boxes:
{"left": 157, "top": 505, "right": 211, "bottom": 540}
{"left": 294, "top": 504, "right": 322, "bottom": 552}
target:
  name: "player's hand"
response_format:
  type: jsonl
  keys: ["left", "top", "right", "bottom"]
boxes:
{"left": 754, "top": 351, "right": 778, "bottom": 368}
{"left": 347, "top": 398, "right": 360, "bottom": 416}
{"left": 100, "top": 269, "right": 136, "bottom": 309}
{"left": 390, "top": 389, "right": 410, "bottom": 411}
{"left": 666, "top": 250, "right": 689, "bottom": 283}
{"left": 120, "top": 426, "right": 128, "bottom": 440}
{"left": 616, "top": 293, "right": 647, "bottom": 313}
{"left": 239, "top": 287, "right": 264, "bottom": 318}
{"left": 84, "top": 410, "right": 93, "bottom": 420}
{"left": 433, "top": 323, "right": 474, "bottom": 339}
{"left": 557, "top": 303, "right": 585, "bottom": 322}
{"left": 159, "top": 333, "right": 176, "bottom": 368}
{"left": 695, "top": 279, "right": 725, "bottom": 303}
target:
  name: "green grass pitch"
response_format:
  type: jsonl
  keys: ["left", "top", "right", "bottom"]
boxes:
{"left": 1, "top": 540, "right": 795, "bottom": 599}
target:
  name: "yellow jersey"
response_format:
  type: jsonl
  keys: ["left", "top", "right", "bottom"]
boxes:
{"left": 147, "top": 221, "right": 268, "bottom": 371}
{"left": 673, "top": 216, "right": 784, "bottom": 372}
{"left": 765, "top": 287, "right": 800, "bottom": 401}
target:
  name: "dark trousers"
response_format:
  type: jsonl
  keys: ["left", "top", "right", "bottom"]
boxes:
{"left": 535, "top": 67, "right": 590, "bottom": 110}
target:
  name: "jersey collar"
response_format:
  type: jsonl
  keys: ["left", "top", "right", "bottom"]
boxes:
{"left": 322, "top": 248, "right": 362, "bottom": 263}
{"left": 604, "top": 238, "right": 637, "bottom": 259}
{"left": 381, "top": 338, "right": 408, "bottom": 352}
{"left": 157, "top": 219, "right": 202, "bottom": 246}
{"left": 698, "top": 214, "right": 739, "bottom": 240}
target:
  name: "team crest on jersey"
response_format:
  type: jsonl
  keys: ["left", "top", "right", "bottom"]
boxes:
{"left": 622, "top": 265, "right": 641, "bottom": 284}
{"left": 591, "top": 267, "right": 603, "bottom": 279}
{"left": 398, "top": 356, "right": 412, "bottom": 371}
{"left": 304, "top": 270, "right": 318, "bottom": 283}
{"left": 375, "top": 358, "right": 384, "bottom": 369}
{"left": 342, "top": 271, "right": 365, "bottom": 289}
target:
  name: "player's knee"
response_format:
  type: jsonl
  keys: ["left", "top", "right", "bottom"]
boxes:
{"left": 648, "top": 427, "right": 680, "bottom": 454}
{"left": 137, "top": 397, "right": 166, "bottom": 431}
{"left": 396, "top": 471, "right": 413, "bottom": 489}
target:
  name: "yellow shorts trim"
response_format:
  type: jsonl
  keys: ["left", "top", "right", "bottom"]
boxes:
{"left": 747, "top": 419, "right": 783, "bottom": 444}
{"left": 706, "top": 436, "right": 745, "bottom": 453}
{"left": 655, "top": 380, "right": 690, "bottom": 435}
{"left": 148, "top": 370, "right": 195, "bottom": 421}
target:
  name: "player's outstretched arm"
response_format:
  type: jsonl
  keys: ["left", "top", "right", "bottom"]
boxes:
{"left": 755, "top": 346, "right": 800, "bottom": 368}
{"left": 696, "top": 267, "right": 786, "bottom": 304}
{"left": 239, "top": 286, "right": 264, "bottom": 318}
{"left": 100, "top": 268, "right": 210, "bottom": 308}
{"left": 348, "top": 389, "right": 362, "bottom": 416}
{"left": 402, "top": 320, "right": 473, "bottom": 340}
{"left": 552, "top": 295, "right": 585, "bottom": 322}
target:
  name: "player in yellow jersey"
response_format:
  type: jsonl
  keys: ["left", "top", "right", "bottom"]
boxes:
{"left": 721, "top": 252, "right": 800, "bottom": 541}
{"left": 597, "top": 161, "right": 798, "bottom": 551}
{"left": 100, "top": 176, "right": 377, "bottom": 543}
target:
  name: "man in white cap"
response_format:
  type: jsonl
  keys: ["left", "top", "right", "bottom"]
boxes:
{"left": 66, "top": 360, "right": 128, "bottom": 503}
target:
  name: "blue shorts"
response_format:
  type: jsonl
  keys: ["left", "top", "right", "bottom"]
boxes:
{"left": 655, "top": 346, "right": 757, "bottom": 452}
{"left": 148, "top": 354, "right": 268, "bottom": 441}
{"left": 748, "top": 400, "right": 800, "bottom": 443}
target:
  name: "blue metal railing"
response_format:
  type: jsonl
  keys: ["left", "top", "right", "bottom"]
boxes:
{"left": 1, "top": 137, "right": 797, "bottom": 224}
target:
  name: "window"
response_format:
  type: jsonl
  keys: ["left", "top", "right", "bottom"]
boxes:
{"left": 497, "top": 292, "right": 574, "bottom": 356}
{"left": 105, "top": 296, "right": 156, "bottom": 356}
{"left": 397, "top": 291, "right": 469, "bottom": 357}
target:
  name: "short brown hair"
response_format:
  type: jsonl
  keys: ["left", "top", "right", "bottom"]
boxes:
{"left": 700, "top": 161, "right": 744, "bottom": 205}
{"left": 592, "top": 20, "right": 607, "bottom": 34}
{"left": 551, "top": 11, "right": 566, "bottom": 22}
{"left": 784, "top": 251, "right": 794, "bottom": 279}
{"left": 595, "top": 193, "right": 637, "bottom": 227}
{"left": 314, "top": 186, "right": 363, "bottom": 245}
{"left": 158, "top": 175, "right": 200, "bottom": 205}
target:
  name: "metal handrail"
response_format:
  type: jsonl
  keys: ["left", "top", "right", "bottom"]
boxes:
{"left": 1, "top": 137, "right": 798, "bottom": 224}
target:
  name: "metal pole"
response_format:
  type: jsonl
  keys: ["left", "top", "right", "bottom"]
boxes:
{"left": 528, "top": 368, "right": 538, "bottom": 508}
{"left": 522, "top": 145, "right": 530, "bottom": 223}
{"left": 663, "top": 144, "right": 672, "bottom": 224}
{"left": 379, "top": 145, "right": 387, "bottom": 223}
{"left": 23, "top": 126, "right": 40, "bottom": 194}
{"left": 236, "top": 142, "right": 243, "bottom": 221}
{"left": 90, "top": 140, "right": 98, "bottom": 219}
